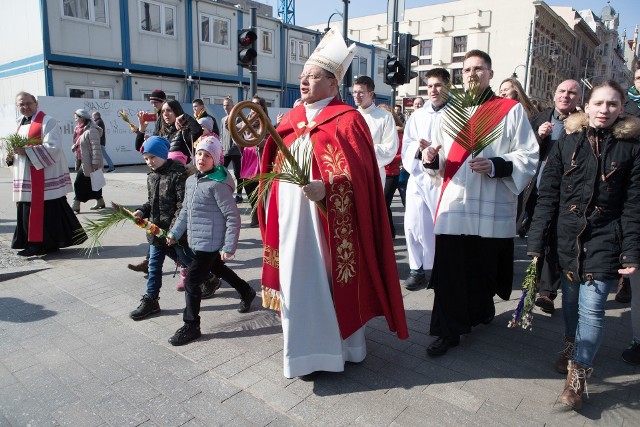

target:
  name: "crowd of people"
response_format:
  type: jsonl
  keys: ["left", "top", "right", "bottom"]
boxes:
{"left": 6, "top": 28, "right": 640, "bottom": 411}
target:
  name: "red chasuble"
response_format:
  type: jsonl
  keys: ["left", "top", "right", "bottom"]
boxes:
{"left": 258, "top": 98, "right": 409, "bottom": 340}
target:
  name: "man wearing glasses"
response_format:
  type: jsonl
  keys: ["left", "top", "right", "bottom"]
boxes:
{"left": 352, "top": 75, "right": 399, "bottom": 188}
{"left": 421, "top": 50, "right": 538, "bottom": 356}
{"left": 8, "top": 92, "right": 86, "bottom": 256}
{"left": 257, "top": 29, "right": 408, "bottom": 379}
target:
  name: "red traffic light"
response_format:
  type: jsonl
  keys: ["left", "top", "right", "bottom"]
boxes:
{"left": 237, "top": 29, "right": 258, "bottom": 68}
{"left": 238, "top": 30, "right": 257, "bottom": 47}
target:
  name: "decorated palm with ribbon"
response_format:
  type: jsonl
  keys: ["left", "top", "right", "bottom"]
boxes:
{"left": 228, "top": 101, "right": 327, "bottom": 216}
{"left": 508, "top": 257, "right": 538, "bottom": 330}
{"left": 441, "top": 81, "right": 505, "bottom": 158}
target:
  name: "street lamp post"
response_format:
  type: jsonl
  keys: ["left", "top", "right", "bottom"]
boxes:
{"left": 512, "top": 64, "right": 526, "bottom": 79}
{"left": 525, "top": 42, "right": 560, "bottom": 96}
{"left": 324, "top": 11, "right": 342, "bottom": 34}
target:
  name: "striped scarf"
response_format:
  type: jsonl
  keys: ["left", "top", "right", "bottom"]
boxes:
{"left": 628, "top": 86, "right": 640, "bottom": 108}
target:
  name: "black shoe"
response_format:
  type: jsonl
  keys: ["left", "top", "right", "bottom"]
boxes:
{"left": 615, "top": 279, "right": 632, "bottom": 303}
{"left": 535, "top": 295, "right": 555, "bottom": 314}
{"left": 622, "top": 340, "right": 640, "bottom": 365}
{"left": 201, "top": 275, "right": 221, "bottom": 299}
{"left": 426, "top": 335, "right": 460, "bottom": 357}
{"left": 129, "top": 295, "right": 160, "bottom": 320}
{"left": 481, "top": 303, "right": 495, "bottom": 325}
{"left": 403, "top": 271, "right": 426, "bottom": 291}
{"left": 235, "top": 195, "right": 243, "bottom": 203}
{"left": 168, "top": 323, "right": 201, "bottom": 346}
{"left": 127, "top": 259, "right": 149, "bottom": 274}
{"left": 238, "top": 289, "right": 257, "bottom": 313}
{"left": 16, "top": 246, "right": 46, "bottom": 256}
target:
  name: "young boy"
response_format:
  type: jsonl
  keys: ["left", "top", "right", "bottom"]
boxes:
{"left": 130, "top": 136, "right": 193, "bottom": 320}
{"left": 167, "top": 135, "right": 256, "bottom": 345}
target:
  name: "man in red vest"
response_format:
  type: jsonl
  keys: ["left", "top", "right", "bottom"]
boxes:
{"left": 9, "top": 92, "right": 86, "bottom": 256}
{"left": 421, "top": 50, "right": 538, "bottom": 356}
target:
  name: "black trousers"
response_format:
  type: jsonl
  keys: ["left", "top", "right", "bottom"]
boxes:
{"left": 384, "top": 175, "right": 399, "bottom": 237}
{"left": 224, "top": 154, "right": 243, "bottom": 188}
{"left": 183, "top": 250, "right": 254, "bottom": 325}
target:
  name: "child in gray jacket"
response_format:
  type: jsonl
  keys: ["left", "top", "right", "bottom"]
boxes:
{"left": 166, "top": 135, "right": 256, "bottom": 346}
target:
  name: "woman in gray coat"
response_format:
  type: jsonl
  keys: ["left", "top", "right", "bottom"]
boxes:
{"left": 71, "top": 109, "right": 104, "bottom": 213}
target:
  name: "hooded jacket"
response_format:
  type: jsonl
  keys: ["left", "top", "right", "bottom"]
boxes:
{"left": 527, "top": 113, "right": 640, "bottom": 281}
{"left": 170, "top": 167, "right": 240, "bottom": 253}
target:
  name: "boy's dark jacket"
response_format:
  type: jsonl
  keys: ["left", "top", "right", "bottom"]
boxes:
{"left": 138, "top": 159, "right": 188, "bottom": 247}
{"left": 527, "top": 113, "right": 640, "bottom": 281}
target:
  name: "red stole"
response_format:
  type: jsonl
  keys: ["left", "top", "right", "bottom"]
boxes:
{"left": 17, "top": 111, "right": 46, "bottom": 242}
{"left": 435, "top": 97, "right": 516, "bottom": 219}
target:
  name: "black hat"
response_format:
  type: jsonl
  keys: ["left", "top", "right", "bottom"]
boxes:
{"left": 149, "top": 90, "right": 166, "bottom": 102}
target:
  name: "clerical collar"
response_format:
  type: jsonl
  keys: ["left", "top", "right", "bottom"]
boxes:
{"left": 359, "top": 104, "right": 376, "bottom": 114}
{"left": 304, "top": 96, "right": 333, "bottom": 121}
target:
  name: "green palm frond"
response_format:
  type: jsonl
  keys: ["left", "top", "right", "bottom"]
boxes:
{"left": 1, "top": 133, "right": 40, "bottom": 153}
{"left": 240, "top": 137, "right": 326, "bottom": 216}
{"left": 442, "top": 81, "right": 504, "bottom": 158}
{"left": 77, "top": 206, "right": 131, "bottom": 257}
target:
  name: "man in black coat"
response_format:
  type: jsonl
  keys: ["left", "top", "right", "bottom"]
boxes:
{"left": 519, "top": 80, "right": 581, "bottom": 314}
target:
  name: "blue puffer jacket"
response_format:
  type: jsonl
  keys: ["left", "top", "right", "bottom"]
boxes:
{"left": 170, "top": 166, "right": 240, "bottom": 253}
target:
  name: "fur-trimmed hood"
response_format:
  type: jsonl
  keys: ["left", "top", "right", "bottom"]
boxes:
{"left": 564, "top": 112, "right": 640, "bottom": 140}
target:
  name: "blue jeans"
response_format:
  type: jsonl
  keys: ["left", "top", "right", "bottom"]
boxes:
{"left": 561, "top": 276, "right": 616, "bottom": 368}
{"left": 101, "top": 146, "right": 114, "bottom": 170}
{"left": 146, "top": 244, "right": 193, "bottom": 298}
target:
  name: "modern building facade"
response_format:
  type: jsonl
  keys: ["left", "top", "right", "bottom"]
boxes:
{"left": 312, "top": 0, "right": 638, "bottom": 106}
{"left": 0, "top": 0, "right": 392, "bottom": 107}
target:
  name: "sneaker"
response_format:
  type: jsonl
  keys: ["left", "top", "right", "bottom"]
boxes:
{"left": 168, "top": 323, "right": 201, "bottom": 346}
{"left": 403, "top": 270, "right": 426, "bottom": 291}
{"left": 127, "top": 259, "right": 149, "bottom": 274}
{"left": 615, "top": 278, "right": 632, "bottom": 303}
{"left": 90, "top": 198, "right": 106, "bottom": 210}
{"left": 238, "top": 288, "right": 257, "bottom": 313}
{"left": 130, "top": 295, "right": 160, "bottom": 320}
{"left": 176, "top": 268, "right": 188, "bottom": 292}
{"left": 201, "top": 275, "right": 221, "bottom": 299}
{"left": 535, "top": 295, "right": 555, "bottom": 314}
{"left": 622, "top": 340, "right": 640, "bottom": 365}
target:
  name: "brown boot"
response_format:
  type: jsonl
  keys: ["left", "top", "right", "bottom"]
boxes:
{"left": 555, "top": 336, "right": 575, "bottom": 374}
{"left": 127, "top": 259, "right": 149, "bottom": 274}
{"left": 561, "top": 361, "right": 592, "bottom": 410}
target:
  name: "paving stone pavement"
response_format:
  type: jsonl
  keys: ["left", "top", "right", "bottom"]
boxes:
{"left": 0, "top": 165, "right": 639, "bottom": 426}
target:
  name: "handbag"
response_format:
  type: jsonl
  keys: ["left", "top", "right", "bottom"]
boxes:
{"left": 90, "top": 169, "right": 106, "bottom": 191}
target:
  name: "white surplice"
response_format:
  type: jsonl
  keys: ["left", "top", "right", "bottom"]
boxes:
{"left": 278, "top": 97, "right": 365, "bottom": 379}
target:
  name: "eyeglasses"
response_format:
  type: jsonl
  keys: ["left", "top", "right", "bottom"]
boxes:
{"left": 352, "top": 91, "right": 370, "bottom": 97}
{"left": 16, "top": 102, "right": 35, "bottom": 107}
{"left": 462, "top": 66, "right": 489, "bottom": 75}
{"left": 298, "top": 73, "right": 326, "bottom": 81}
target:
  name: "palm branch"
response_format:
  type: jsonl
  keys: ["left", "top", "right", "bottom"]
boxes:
{"left": 508, "top": 257, "right": 538, "bottom": 330}
{"left": 1, "top": 133, "right": 41, "bottom": 154}
{"left": 442, "top": 81, "right": 504, "bottom": 158}
{"left": 79, "top": 202, "right": 167, "bottom": 257}
{"left": 239, "top": 137, "right": 327, "bottom": 216}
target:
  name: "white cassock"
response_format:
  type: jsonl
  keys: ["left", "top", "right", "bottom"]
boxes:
{"left": 277, "top": 97, "right": 366, "bottom": 379}
{"left": 358, "top": 104, "right": 398, "bottom": 189}
{"left": 401, "top": 102, "right": 444, "bottom": 271}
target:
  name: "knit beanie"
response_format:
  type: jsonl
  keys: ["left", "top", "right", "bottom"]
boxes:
{"left": 196, "top": 135, "right": 224, "bottom": 165}
{"left": 75, "top": 109, "right": 91, "bottom": 120}
{"left": 149, "top": 90, "right": 166, "bottom": 102}
{"left": 197, "top": 116, "right": 214, "bottom": 133}
{"left": 142, "top": 136, "right": 170, "bottom": 159}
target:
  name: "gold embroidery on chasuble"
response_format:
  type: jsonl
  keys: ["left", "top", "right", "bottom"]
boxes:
{"left": 320, "top": 143, "right": 355, "bottom": 286}
{"left": 263, "top": 245, "right": 279, "bottom": 269}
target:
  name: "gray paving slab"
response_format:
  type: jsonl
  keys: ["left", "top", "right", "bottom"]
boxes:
{"left": 1, "top": 166, "right": 639, "bottom": 426}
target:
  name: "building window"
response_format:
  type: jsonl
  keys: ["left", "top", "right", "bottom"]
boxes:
{"left": 260, "top": 29, "right": 274, "bottom": 55}
{"left": 200, "top": 14, "right": 229, "bottom": 46}
{"left": 451, "top": 68, "right": 463, "bottom": 85}
{"left": 290, "top": 39, "right": 310, "bottom": 63}
{"left": 62, "top": 0, "right": 108, "bottom": 24}
{"left": 139, "top": 0, "right": 175, "bottom": 36}
{"left": 68, "top": 86, "right": 112, "bottom": 99}
{"left": 377, "top": 56, "right": 385, "bottom": 76}
{"left": 351, "top": 56, "right": 368, "bottom": 79}
{"left": 419, "top": 39, "right": 432, "bottom": 66}
{"left": 452, "top": 35, "right": 467, "bottom": 61}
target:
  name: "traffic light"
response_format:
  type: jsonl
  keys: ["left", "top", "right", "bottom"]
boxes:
{"left": 398, "top": 33, "right": 419, "bottom": 84}
{"left": 237, "top": 29, "right": 257, "bottom": 69}
{"left": 384, "top": 54, "right": 405, "bottom": 87}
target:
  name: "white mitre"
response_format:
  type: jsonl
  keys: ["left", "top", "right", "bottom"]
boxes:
{"left": 305, "top": 28, "right": 356, "bottom": 81}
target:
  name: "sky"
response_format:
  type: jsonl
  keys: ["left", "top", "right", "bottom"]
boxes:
{"left": 265, "top": 0, "right": 639, "bottom": 41}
